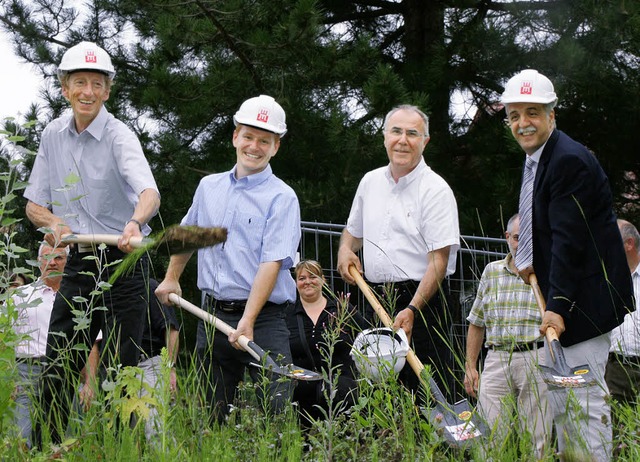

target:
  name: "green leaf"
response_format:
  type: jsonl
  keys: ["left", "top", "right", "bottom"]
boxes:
{"left": 64, "top": 172, "right": 81, "bottom": 185}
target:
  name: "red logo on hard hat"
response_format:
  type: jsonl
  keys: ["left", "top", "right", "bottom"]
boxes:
{"left": 85, "top": 51, "right": 97, "bottom": 64}
{"left": 520, "top": 82, "right": 532, "bottom": 95}
{"left": 256, "top": 109, "right": 269, "bottom": 123}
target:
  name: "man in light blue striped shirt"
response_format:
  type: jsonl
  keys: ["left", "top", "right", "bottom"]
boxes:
{"left": 156, "top": 95, "right": 300, "bottom": 424}
{"left": 464, "top": 213, "right": 551, "bottom": 458}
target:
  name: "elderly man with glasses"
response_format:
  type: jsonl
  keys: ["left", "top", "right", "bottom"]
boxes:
{"left": 337, "top": 104, "right": 460, "bottom": 399}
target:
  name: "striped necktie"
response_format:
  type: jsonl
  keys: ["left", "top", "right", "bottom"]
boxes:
{"left": 516, "top": 156, "right": 535, "bottom": 270}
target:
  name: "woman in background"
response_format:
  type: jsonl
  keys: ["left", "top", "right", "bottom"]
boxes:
{"left": 285, "top": 260, "right": 367, "bottom": 425}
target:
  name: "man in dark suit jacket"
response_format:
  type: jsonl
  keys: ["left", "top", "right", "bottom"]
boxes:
{"left": 501, "top": 69, "right": 634, "bottom": 462}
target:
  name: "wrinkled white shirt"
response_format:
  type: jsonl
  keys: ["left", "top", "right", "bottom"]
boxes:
{"left": 346, "top": 158, "right": 459, "bottom": 283}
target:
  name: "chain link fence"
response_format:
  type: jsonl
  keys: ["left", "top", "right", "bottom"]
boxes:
{"left": 299, "top": 221, "right": 508, "bottom": 398}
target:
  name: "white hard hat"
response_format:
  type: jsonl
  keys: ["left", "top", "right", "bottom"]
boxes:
{"left": 350, "top": 327, "right": 409, "bottom": 381}
{"left": 58, "top": 41, "right": 116, "bottom": 79}
{"left": 500, "top": 69, "right": 557, "bottom": 106}
{"left": 233, "top": 95, "right": 287, "bottom": 137}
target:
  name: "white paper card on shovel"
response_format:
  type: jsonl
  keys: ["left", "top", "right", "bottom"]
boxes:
{"left": 445, "top": 422, "right": 482, "bottom": 442}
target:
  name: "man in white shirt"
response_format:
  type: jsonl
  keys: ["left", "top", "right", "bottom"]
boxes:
{"left": 337, "top": 104, "right": 460, "bottom": 397}
{"left": 11, "top": 243, "right": 67, "bottom": 448}
{"left": 605, "top": 219, "right": 640, "bottom": 404}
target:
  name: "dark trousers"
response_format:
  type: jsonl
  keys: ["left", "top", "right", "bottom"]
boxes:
{"left": 39, "top": 246, "right": 149, "bottom": 443}
{"left": 196, "top": 302, "right": 293, "bottom": 425}
{"left": 368, "top": 280, "right": 455, "bottom": 402}
{"left": 293, "top": 373, "right": 358, "bottom": 427}
{"left": 605, "top": 352, "right": 640, "bottom": 405}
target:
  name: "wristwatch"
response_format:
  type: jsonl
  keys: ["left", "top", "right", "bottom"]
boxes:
{"left": 407, "top": 304, "right": 419, "bottom": 314}
{"left": 126, "top": 219, "right": 143, "bottom": 231}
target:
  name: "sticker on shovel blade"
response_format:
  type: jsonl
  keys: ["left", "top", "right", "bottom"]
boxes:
{"left": 550, "top": 374, "right": 586, "bottom": 386}
{"left": 289, "top": 369, "right": 316, "bottom": 379}
{"left": 458, "top": 410, "right": 472, "bottom": 421}
{"left": 574, "top": 369, "right": 589, "bottom": 375}
{"left": 446, "top": 422, "right": 481, "bottom": 441}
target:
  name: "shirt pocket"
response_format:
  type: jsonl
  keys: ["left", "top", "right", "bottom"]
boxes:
{"left": 232, "top": 212, "right": 266, "bottom": 252}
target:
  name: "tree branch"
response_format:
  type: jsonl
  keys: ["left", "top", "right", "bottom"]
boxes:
{"left": 192, "top": 0, "right": 263, "bottom": 92}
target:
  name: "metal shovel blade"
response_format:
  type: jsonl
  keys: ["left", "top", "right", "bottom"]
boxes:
{"left": 529, "top": 274, "right": 596, "bottom": 389}
{"left": 539, "top": 339, "right": 596, "bottom": 389}
{"left": 168, "top": 294, "right": 322, "bottom": 382}
{"left": 425, "top": 376, "right": 488, "bottom": 446}
{"left": 347, "top": 266, "right": 487, "bottom": 446}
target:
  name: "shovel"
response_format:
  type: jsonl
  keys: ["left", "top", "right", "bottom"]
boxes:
{"left": 530, "top": 273, "right": 596, "bottom": 389}
{"left": 62, "top": 224, "right": 228, "bottom": 255}
{"left": 348, "top": 266, "right": 487, "bottom": 446}
{"left": 168, "top": 293, "right": 322, "bottom": 382}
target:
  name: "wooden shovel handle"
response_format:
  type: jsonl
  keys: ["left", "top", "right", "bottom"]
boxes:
{"left": 348, "top": 265, "right": 427, "bottom": 382}
{"left": 529, "top": 273, "right": 560, "bottom": 343}
{"left": 168, "top": 293, "right": 254, "bottom": 359}
{"left": 61, "top": 233, "right": 147, "bottom": 248}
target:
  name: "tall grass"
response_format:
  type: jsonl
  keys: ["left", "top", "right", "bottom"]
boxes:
{"left": 3, "top": 122, "right": 640, "bottom": 460}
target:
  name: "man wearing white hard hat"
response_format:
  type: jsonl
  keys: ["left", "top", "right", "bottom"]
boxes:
{"left": 23, "top": 41, "right": 160, "bottom": 443}
{"left": 156, "top": 95, "right": 300, "bottom": 424}
{"left": 501, "top": 69, "right": 633, "bottom": 461}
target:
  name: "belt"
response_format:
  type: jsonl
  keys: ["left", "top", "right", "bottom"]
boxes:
{"left": 16, "top": 356, "right": 46, "bottom": 365}
{"left": 204, "top": 294, "right": 282, "bottom": 313}
{"left": 72, "top": 243, "right": 125, "bottom": 256}
{"left": 491, "top": 341, "right": 545, "bottom": 352}
{"left": 609, "top": 352, "right": 640, "bottom": 367}
{"left": 204, "top": 294, "right": 247, "bottom": 313}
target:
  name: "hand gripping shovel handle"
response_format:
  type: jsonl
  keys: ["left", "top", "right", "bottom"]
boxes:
{"left": 62, "top": 233, "right": 149, "bottom": 248}
{"left": 347, "top": 266, "right": 426, "bottom": 382}
{"left": 167, "top": 294, "right": 253, "bottom": 355}
{"left": 529, "top": 273, "right": 595, "bottom": 388}
{"left": 347, "top": 265, "right": 486, "bottom": 445}
{"left": 167, "top": 293, "right": 322, "bottom": 381}
{"left": 529, "top": 274, "right": 560, "bottom": 359}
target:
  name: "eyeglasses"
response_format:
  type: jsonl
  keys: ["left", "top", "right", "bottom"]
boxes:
{"left": 385, "top": 127, "right": 427, "bottom": 140}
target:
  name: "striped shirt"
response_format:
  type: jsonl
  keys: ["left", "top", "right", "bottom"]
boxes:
{"left": 610, "top": 264, "right": 640, "bottom": 357}
{"left": 182, "top": 164, "right": 300, "bottom": 304}
{"left": 25, "top": 106, "right": 158, "bottom": 235}
{"left": 467, "top": 254, "right": 543, "bottom": 347}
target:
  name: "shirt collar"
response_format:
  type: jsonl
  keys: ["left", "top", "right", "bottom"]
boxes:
{"left": 384, "top": 158, "right": 427, "bottom": 185}
{"left": 62, "top": 105, "right": 109, "bottom": 141}
{"left": 229, "top": 163, "right": 273, "bottom": 188}
{"left": 526, "top": 134, "right": 551, "bottom": 166}
{"left": 502, "top": 253, "right": 518, "bottom": 276}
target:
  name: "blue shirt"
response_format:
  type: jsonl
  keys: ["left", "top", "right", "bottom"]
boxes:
{"left": 182, "top": 164, "right": 300, "bottom": 304}
{"left": 24, "top": 106, "right": 159, "bottom": 235}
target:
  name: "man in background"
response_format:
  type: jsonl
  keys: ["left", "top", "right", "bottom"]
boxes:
{"left": 11, "top": 243, "right": 67, "bottom": 448}
{"left": 605, "top": 219, "right": 640, "bottom": 404}
{"left": 464, "top": 213, "right": 551, "bottom": 458}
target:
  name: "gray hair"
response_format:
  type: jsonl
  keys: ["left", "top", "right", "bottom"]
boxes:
{"left": 38, "top": 241, "right": 69, "bottom": 258}
{"left": 618, "top": 219, "right": 640, "bottom": 249}
{"left": 383, "top": 105, "right": 430, "bottom": 138}
{"left": 506, "top": 213, "right": 520, "bottom": 234}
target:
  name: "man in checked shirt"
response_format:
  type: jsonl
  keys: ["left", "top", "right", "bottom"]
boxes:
{"left": 464, "top": 213, "right": 552, "bottom": 458}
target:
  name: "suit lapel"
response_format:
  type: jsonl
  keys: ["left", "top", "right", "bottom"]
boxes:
{"left": 534, "top": 129, "right": 559, "bottom": 192}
